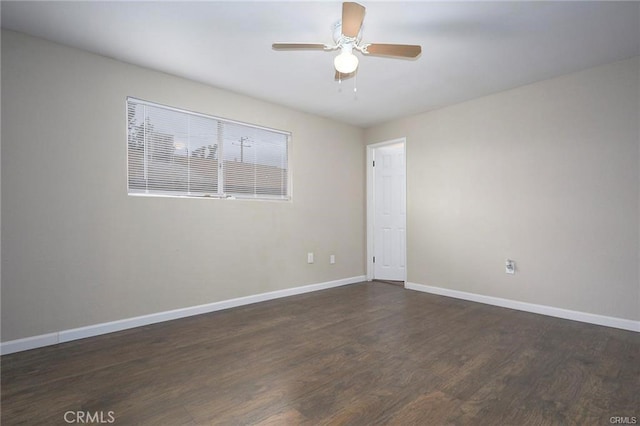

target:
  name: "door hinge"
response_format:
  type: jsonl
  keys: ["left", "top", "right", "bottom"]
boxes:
{"left": 373, "top": 256, "right": 376, "bottom": 263}
{"left": 373, "top": 160, "right": 375, "bottom": 167}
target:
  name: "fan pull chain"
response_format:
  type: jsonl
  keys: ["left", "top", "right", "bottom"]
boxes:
{"left": 353, "top": 72, "right": 358, "bottom": 99}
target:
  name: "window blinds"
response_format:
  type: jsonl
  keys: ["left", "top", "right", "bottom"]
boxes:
{"left": 127, "top": 98, "right": 289, "bottom": 200}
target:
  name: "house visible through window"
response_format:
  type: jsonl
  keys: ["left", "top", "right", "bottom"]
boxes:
{"left": 127, "top": 97, "right": 290, "bottom": 200}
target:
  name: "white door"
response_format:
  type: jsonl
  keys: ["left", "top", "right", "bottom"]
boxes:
{"left": 373, "top": 143, "right": 406, "bottom": 281}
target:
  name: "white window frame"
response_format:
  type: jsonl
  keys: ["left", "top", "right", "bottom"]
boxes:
{"left": 126, "top": 97, "right": 292, "bottom": 201}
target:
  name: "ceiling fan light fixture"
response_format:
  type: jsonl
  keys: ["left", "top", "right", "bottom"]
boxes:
{"left": 334, "top": 45, "right": 359, "bottom": 74}
{"left": 273, "top": 2, "right": 422, "bottom": 81}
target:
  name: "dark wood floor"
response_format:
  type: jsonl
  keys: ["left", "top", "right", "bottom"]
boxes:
{"left": 2, "top": 282, "right": 639, "bottom": 425}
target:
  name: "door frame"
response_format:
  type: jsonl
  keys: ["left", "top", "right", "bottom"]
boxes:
{"left": 366, "top": 137, "right": 407, "bottom": 283}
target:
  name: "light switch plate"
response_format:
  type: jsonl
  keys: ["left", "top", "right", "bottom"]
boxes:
{"left": 505, "top": 259, "right": 515, "bottom": 274}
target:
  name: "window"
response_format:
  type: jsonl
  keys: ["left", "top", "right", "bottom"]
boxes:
{"left": 127, "top": 98, "right": 290, "bottom": 200}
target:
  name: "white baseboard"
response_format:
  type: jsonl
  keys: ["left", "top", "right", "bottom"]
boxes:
{"left": 0, "top": 333, "right": 60, "bottom": 355}
{"left": 405, "top": 282, "right": 640, "bottom": 333}
{"left": 1, "top": 275, "right": 365, "bottom": 355}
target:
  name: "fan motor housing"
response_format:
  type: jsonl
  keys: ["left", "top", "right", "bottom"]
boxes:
{"left": 332, "top": 20, "right": 363, "bottom": 45}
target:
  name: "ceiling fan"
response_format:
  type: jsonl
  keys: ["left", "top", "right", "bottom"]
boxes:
{"left": 272, "top": 2, "right": 422, "bottom": 80}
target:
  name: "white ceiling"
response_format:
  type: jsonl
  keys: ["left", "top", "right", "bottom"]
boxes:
{"left": 2, "top": 1, "right": 639, "bottom": 128}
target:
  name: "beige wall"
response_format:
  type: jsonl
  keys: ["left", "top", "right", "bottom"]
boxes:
{"left": 1, "top": 30, "right": 366, "bottom": 341}
{"left": 2, "top": 29, "right": 638, "bottom": 343}
{"left": 366, "top": 57, "right": 640, "bottom": 321}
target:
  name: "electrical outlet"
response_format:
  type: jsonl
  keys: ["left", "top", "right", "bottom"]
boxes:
{"left": 505, "top": 259, "right": 515, "bottom": 274}
{"left": 307, "top": 252, "right": 314, "bottom": 264}
{"left": 330, "top": 254, "right": 336, "bottom": 264}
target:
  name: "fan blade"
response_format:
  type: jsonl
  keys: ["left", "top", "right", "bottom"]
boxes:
{"left": 335, "top": 70, "right": 356, "bottom": 81}
{"left": 366, "top": 44, "right": 422, "bottom": 58}
{"left": 272, "top": 43, "right": 327, "bottom": 50}
{"left": 342, "top": 2, "right": 365, "bottom": 38}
